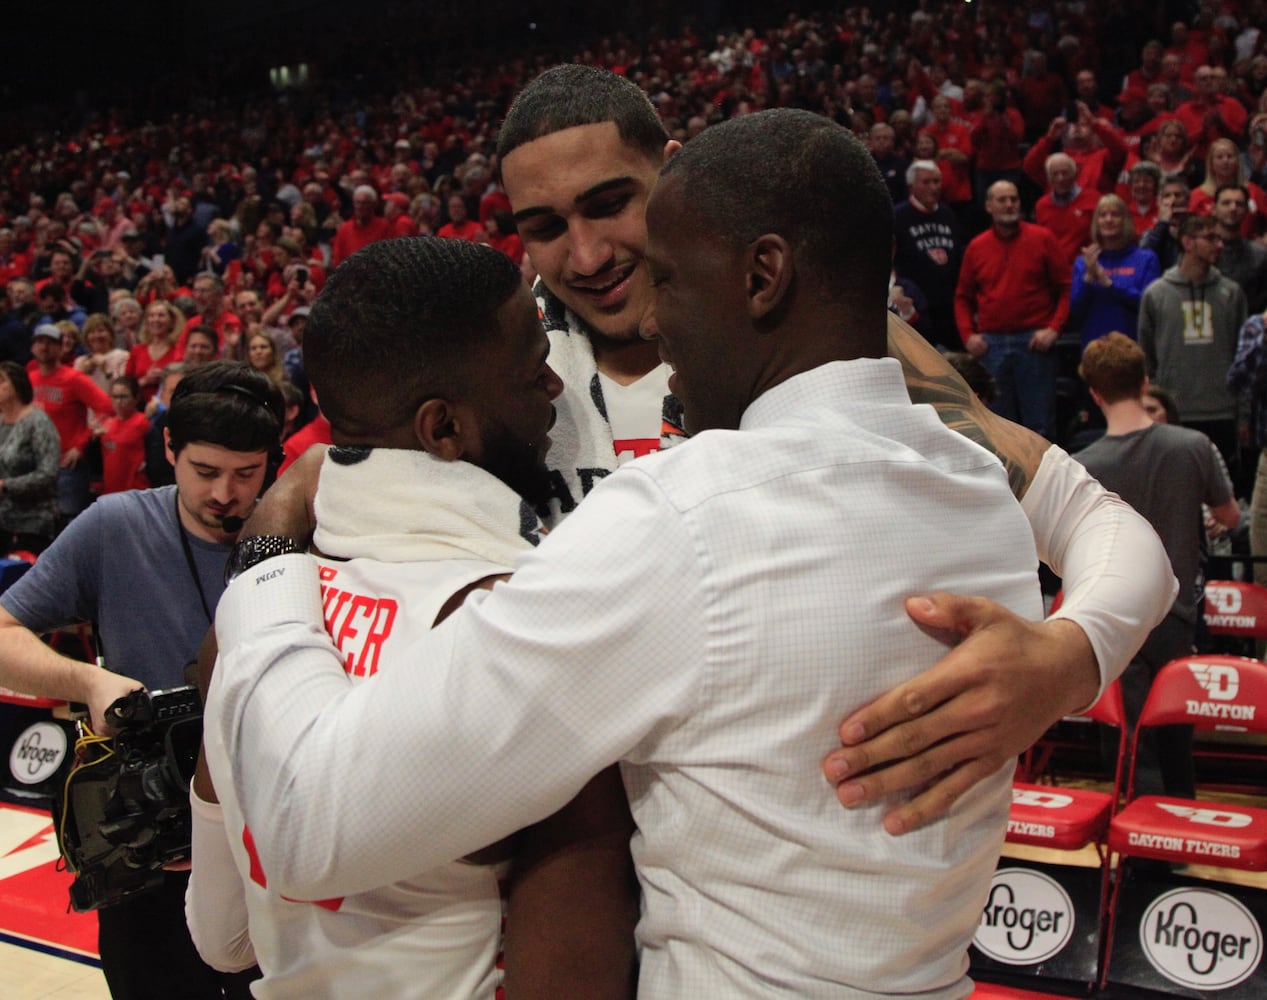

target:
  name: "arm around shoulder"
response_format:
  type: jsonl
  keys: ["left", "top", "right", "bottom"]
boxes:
{"left": 820, "top": 446, "right": 1175, "bottom": 834}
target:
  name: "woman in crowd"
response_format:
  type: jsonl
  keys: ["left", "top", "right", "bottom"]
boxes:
{"left": 1189, "top": 138, "right": 1267, "bottom": 237}
{"left": 110, "top": 296, "right": 144, "bottom": 349}
{"left": 1143, "top": 385, "right": 1180, "bottom": 425}
{"left": 485, "top": 211, "right": 525, "bottom": 267}
{"left": 1070, "top": 194, "right": 1161, "bottom": 350}
{"left": 1150, "top": 119, "right": 1199, "bottom": 187}
{"left": 127, "top": 299, "right": 184, "bottom": 403}
{"left": 98, "top": 374, "right": 149, "bottom": 495}
{"left": 246, "top": 330, "right": 284, "bottom": 384}
{"left": 200, "top": 218, "right": 239, "bottom": 276}
{"left": 75, "top": 314, "right": 129, "bottom": 393}
{"left": 0, "top": 361, "right": 60, "bottom": 553}
{"left": 57, "top": 321, "right": 84, "bottom": 367}
{"left": 1123, "top": 161, "right": 1162, "bottom": 235}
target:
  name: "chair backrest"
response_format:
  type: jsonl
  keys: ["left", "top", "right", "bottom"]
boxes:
{"left": 1203, "top": 580, "right": 1267, "bottom": 639}
{"left": 1082, "top": 678, "right": 1125, "bottom": 728}
{"left": 1137, "top": 655, "right": 1267, "bottom": 734}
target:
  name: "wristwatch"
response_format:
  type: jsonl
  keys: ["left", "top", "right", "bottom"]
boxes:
{"left": 224, "top": 535, "right": 306, "bottom": 584}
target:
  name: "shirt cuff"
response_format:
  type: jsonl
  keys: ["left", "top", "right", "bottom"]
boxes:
{"left": 216, "top": 552, "right": 321, "bottom": 652}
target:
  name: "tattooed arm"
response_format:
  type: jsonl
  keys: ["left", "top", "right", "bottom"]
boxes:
{"left": 821, "top": 314, "right": 1175, "bottom": 834}
{"left": 886, "top": 313, "right": 1047, "bottom": 499}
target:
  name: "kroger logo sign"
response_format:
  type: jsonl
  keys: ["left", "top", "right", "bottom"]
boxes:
{"left": 975, "top": 868, "right": 1075, "bottom": 965}
{"left": 1141, "top": 887, "right": 1263, "bottom": 990}
{"left": 8, "top": 722, "right": 67, "bottom": 785}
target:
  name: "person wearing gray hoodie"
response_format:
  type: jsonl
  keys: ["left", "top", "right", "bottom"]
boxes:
{"left": 1138, "top": 213, "right": 1247, "bottom": 474}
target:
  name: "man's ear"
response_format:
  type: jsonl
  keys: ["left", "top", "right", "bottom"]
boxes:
{"left": 163, "top": 426, "right": 175, "bottom": 467}
{"left": 661, "top": 139, "right": 683, "bottom": 165}
{"left": 414, "top": 397, "right": 468, "bottom": 461}
{"left": 746, "top": 233, "right": 792, "bottom": 321}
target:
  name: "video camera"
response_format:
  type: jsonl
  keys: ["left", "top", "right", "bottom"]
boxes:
{"left": 52, "top": 685, "right": 202, "bottom": 912}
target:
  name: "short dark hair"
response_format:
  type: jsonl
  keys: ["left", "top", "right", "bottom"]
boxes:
{"left": 1179, "top": 213, "right": 1216, "bottom": 241}
{"left": 305, "top": 237, "right": 523, "bottom": 437}
{"left": 111, "top": 374, "right": 141, "bottom": 398}
{"left": 1079, "top": 332, "right": 1147, "bottom": 402}
{"left": 1214, "top": 183, "right": 1248, "bottom": 204}
{"left": 187, "top": 323, "right": 220, "bottom": 350}
{"left": 498, "top": 64, "right": 668, "bottom": 163}
{"left": 167, "top": 360, "right": 284, "bottom": 456}
{"left": 0, "top": 361, "right": 33, "bottom": 404}
{"left": 659, "top": 109, "right": 892, "bottom": 330}
{"left": 1145, "top": 384, "right": 1180, "bottom": 424}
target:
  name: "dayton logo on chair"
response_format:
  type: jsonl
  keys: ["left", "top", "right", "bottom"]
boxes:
{"left": 1187, "top": 662, "right": 1253, "bottom": 720}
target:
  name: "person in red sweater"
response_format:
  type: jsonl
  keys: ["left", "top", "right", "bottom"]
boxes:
{"left": 1035, "top": 153, "right": 1102, "bottom": 270}
{"left": 383, "top": 193, "right": 418, "bottom": 238}
{"left": 29, "top": 324, "right": 112, "bottom": 521}
{"left": 1175, "top": 65, "right": 1248, "bottom": 159}
{"left": 178, "top": 272, "right": 242, "bottom": 355}
{"left": 0, "top": 229, "right": 30, "bottom": 287}
{"left": 956, "top": 181, "right": 1071, "bottom": 440}
{"left": 1023, "top": 104, "right": 1128, "bottom": 195}
{"left": 969, "top": 82, "right": 1025, "bottom": 207}
{"left": 436, "top": 194, "right": 483, "bottom": 241}
{"left": 331, "top": 186, "right": 393, "bottom": 266}
{"left": 99, "top": 374, "right": 150, "bottom": 494}
{"left": 924, "top": 96, "right": 974, "bottom": 227}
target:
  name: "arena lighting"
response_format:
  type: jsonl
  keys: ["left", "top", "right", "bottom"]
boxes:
{"left": 269, "top": 63, "right": 311, "bottom": 91}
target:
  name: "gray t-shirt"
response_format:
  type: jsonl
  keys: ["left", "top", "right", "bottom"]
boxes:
{"left": 1, "top": 485, "right": 230, "bottom": 690}
{"left": 1075, "top": 423, "right": 1232, "bottom": 623}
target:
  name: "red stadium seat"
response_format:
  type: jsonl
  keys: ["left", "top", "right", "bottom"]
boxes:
{"left": 1008, "top": 682, "right": 1125, "bottom": 851}
{"left": 1108, "top": 656, "right": 1267, "bottom": 871}
{"left": 1203, "top": 581, "right": 1267, "bottom": 641}
{"left": 969, "top": 684, "right": 1125, "bottom": 989}
{"left": 1103, "top": 656, "right": 1267, "bottom": 996}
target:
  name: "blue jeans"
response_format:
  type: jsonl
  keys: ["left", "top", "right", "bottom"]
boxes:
{"left": 979, "top": 331, "right": 1057, "bottom": 440}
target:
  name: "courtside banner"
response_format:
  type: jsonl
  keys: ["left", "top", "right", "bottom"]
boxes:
{"left": 969, "top": 859, "right": 1103, "bottom": 988}
{"left": 1107, "top": 866, "right": 1267, "bottom": 996}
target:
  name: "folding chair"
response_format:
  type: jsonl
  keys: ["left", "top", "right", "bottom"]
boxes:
{"left": 970, "top": 683, "right": 1125, "bottom": 988}
{"left": 1103, "top": 655, "right": 1267, "bottom": 997}
{"left": 1203, "top": 580, "right": 1267, "bottom": 654}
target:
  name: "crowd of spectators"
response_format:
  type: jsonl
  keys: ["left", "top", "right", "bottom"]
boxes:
{"left": 0, "top": 0, "right": 1266, "bottom": 545}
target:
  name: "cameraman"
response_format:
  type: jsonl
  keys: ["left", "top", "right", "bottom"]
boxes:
{"left": 0, "top": 360, "right": 280, "bottom": 1000}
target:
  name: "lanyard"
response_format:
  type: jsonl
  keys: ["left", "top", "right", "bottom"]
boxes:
{"left": 174, "top": 489, "right": 214, "bottom": 625}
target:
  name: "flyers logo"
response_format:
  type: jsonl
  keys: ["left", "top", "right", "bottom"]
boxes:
{"left": 1153, "top": 803, "right": 1251, "bottom": 828}
{"left": 1011, "top": 788, "right": 1074, "bottom": 809}
{"left": 1205, "top": 585, "right": 1242, "bottom": 614}
{"left": 1189, "top": 663, "right": 1239, "bottom": 701}
{"left": 927, "top": 248, "right": 948, "bottom": 265}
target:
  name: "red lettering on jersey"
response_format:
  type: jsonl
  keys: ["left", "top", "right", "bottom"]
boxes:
{"left": 318, "top": 565, "right": 400, "bottom": 678}
{"left": 612, "top": 437, "right": 660, "bottom": 460}
{"left": 243, "top": 824, "right": 268, "bottom": 888}
{"left": 243, "top": 823, "right": 344, "bottom": 911}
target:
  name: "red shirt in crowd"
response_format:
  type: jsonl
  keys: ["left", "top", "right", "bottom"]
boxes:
{"left": 955, "top": 222, "right": 1072, "bottom": 341}
{"left": 100, "top": 411, "right": 151, "bottom": 494}
{"left": 437, "top": 218, "right": 483, "bottom": 241}
{"left": 331, "top": 216, "right": 393, "bottom": 266}
{"left": 1035, "top": 186, "right": 1102, "bottom": 270}
{"left": 30, "top": 366, "right": 113, "bottom": 454}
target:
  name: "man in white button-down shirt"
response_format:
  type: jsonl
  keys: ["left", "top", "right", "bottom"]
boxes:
{"left": 211, "top": 111, "right": 1151, "bottom": 996}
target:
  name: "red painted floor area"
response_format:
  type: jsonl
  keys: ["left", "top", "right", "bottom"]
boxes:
{"left": 0, "top": 802, "right": 98, "bottom": 959}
